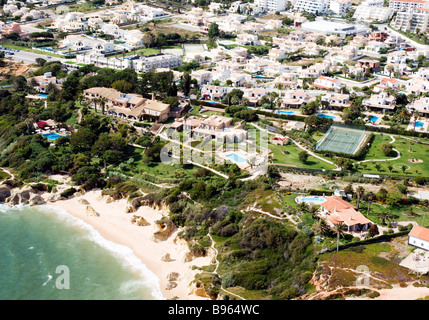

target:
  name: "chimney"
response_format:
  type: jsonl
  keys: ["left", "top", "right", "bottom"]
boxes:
{"left": 151, "top": 93, "right": 155, "bottom": 101}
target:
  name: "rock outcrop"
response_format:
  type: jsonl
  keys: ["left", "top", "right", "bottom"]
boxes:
{"left": 181, "top": 252, "right": 194, "bottom": 263}
{"left": 0, "top": 185, "right": 11, "bottom": 202}
{"left": 5, "top": 186, "right": 44, "bottom": 205}
{"left": 29, "top": 194, "right": 45, "bottom": 206}
{"left": 131, "top": 215, "right": 149, "bottom": 226}
{"left": 78, "top": 199, "right": 90, "bottom": 205}
{"left": 85, "top": 205, "right": 100, "bottom": 217}
{"left": 6, "top": 186, "right": 32, "bottom": 205}
{"left": 166, "top": 281, "right": 177, "bottom": 290}
{"left": 153, "top": 218, "right": 175, "bottom": 241}
{"left": 167, "top": 272, "right": 180, "bottom": 281}
{"left": 161, "top": 253, "right": 174, "bottom": 262}
{"left": 189, "top": 281, "right": 211, "bottom": 299}
{"left": 125, "top": 196, "right": 145, "bottom": 213}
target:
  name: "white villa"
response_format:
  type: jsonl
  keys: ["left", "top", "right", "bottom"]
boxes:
{"left": 408, "top": 225, "right": 429, "bottom": 251}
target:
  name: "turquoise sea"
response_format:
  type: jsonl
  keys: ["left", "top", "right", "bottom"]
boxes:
{"left": 0, "top": 204, "right": 164, "bottom": 300}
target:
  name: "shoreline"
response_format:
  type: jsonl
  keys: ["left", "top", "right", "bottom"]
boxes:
{"left": 43, "top": 189, "right": 213, "bottom": 300}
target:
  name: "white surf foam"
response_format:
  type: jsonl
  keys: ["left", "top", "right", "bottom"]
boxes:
{"left": 41, "top": 205, "right": 165, "bottom": 300}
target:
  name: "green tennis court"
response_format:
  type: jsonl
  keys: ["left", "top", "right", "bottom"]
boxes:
{"left": 316, "top": 124, "right": 367, "bottom": 155}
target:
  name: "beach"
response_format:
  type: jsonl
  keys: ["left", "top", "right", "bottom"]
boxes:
{"left": 43, "top": 188, "right": 214, "bottom": 300}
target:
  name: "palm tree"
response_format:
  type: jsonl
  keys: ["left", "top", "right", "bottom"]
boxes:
{"left": 413, "top": 110, "right": 420, "bottom": 130}
{"left": 312, "top": 219, "right": 331, "bottom": 237}
{"left": 342, "top": 65, "right": 350, "bottom": 78}
{"left": 356, "top": 186, "right": 365, "bottom": 210}
{"left": 308, "top": 205, "right": 319, "bottom": 219}
{"left": 376, "top": 210, "right": 393, "bottom": 226}
{"left": 100, "top": 97, "right": 107, "bottom": 115}
{"left": 333, "top": 222, "right": 345, "bottom": 252}
{"left": 386, "top": 64, "right": 394, "bottom": 78}
{"left": 366, "top": 191, "right": 375, "bottom": 216}
{"left": 93, "top": 97, "right": 100, "bottom": 114}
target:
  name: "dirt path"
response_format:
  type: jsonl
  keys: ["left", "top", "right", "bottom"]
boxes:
{"left": 207, "top": 232, "right": 246, "bottom": 301}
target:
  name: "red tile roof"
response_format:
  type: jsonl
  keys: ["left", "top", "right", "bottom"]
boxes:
{"left": 322, "top": 196, "right": 371, "bottom": 227}
{"left": 409, "top": 225, "right": 429, "bottom": 242}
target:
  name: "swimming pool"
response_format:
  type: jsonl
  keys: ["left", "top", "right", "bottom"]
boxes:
{"left": 42, "top": 133, "right": 66, "bottom": 140}
{"left": 369, "top": 116, "right": 378, "bottom": 122}
{"left": 277, "top": 110, "right": 295, "bottom": 115}
{"left": 317, "top": 114, "right": 336, "bottom": 119}
{"left": 37, "top": 94, "right": 49, "bottom": 98}
{"left": 415, "top": 121, "right": 424, "bottom": 128}
{"left": 298, "top": 197, "right": 327, "bottom": 204}
{"left": 226, "top": 153, "right": 247, "bottom": 163}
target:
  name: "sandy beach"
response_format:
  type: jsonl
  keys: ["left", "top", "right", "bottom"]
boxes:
{"left": 43, "top": 188, "right": 214, "bottom": 300}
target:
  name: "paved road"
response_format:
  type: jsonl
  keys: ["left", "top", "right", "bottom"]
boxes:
{"left": 4, "top": 49, "right": 70, "bottom": 64}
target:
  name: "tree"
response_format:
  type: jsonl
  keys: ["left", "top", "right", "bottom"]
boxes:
{"left": 334, "top": 157, "right": 353, "bottom": 171}
{"left": 356, "top": 186, "right": 365, "bottom": 210}
{"left": 366, "top": 191, "right": 375, "bottom": 215}
{"left": 333, "top": 222, "right": 345, "bottom": 251}
{"left": 111, "top": 80, "right": 133, "bottom": 93}
{"left": 35, "top": 57, "right": 46, "bottom": 67}
{"left": 381, "top": 142, "right": 393, "bottom": 156}
{"left": 342, "top": 65, "right": 350, "bottom": 78}
{"left": 208, "top": 22, "right": 220, "bottom": 40}
{"left": 367, "top": 224, "right": 379, "bottom": 238}
{"left": 386, "top": 64, "right": 394, "bottom": 77}
{"left": 180, "top": 72, "right": 191, "bottom": 96}
{"left": 344, "top": 183, "right": 354, "bottom": 197}
{"left": 312, "top": 219, "right": 330, "bottom": 236}
{"left": 298, "top": 150, "right": 309, "bottom": 163}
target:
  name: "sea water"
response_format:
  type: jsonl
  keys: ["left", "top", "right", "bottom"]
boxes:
{"left": 0, "top": 204, "right": 164, "bottom": 300}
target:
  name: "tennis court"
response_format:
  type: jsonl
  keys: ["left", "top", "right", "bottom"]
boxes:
{"left": 315, "top": 124, "right": 367, "bottom": 155}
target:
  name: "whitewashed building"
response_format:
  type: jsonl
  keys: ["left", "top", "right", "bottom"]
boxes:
{"left": 408, "top": 225, "right": 429, "bottom": 251}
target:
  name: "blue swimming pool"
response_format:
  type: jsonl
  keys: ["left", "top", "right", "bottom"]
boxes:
{"left": 42, "top": 133, "right": 66, "bottom": 140}
{"left": 369, "top": 116, "right": 378, "bottom": 122}
{"left": 415, "top": 121, "right": 424, "bottom": 128}
{"left": 317, "top": 114, "right": 336, "bottom": 119}
{"left": 37, "top": 94, "right": 49, "bottom": 98}
{"left": 226, "top": 153, "right": 247, "bottom": 163}
{"left": 277, "top": 110, "right": 295, "bottom": 115}
{"left": 300, "top": 197, "right": 327, "bottom": 204}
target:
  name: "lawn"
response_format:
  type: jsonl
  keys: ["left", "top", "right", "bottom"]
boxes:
{"left": 270, "top": 143, "right": 336, "bottom": 170}
{"left": 317, "top": 240, "right": 418, "bottom": 290}
{"left": 121, "top": 146, "right": 200, "bottom": 181}
{"left": 354, "top": 136, "right": 429, "bottom": 177}
{"left": 363, "top": 201, "right": 429, "bottom": 228}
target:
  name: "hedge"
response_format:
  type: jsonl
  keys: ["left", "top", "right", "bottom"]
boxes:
{"left": 322, "top": 230, "right": 411, "bottom": 253}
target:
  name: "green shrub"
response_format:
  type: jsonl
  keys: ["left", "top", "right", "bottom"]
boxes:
{"left": 221, "top": 274, "right": 236, "bottom": 288}
{"left": 60, "top": 187, "right": 77, "bottom": 198}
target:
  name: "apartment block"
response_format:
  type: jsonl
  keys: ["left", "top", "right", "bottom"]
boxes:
{"left": 254, "top": 0, "right": 287, "bottom": 11}
{"left": 390, "top": 9, "right": 429, "bottom": 33}
{"left": 293, "top": 0, "right": 330, "bottom": 14}
{"left": 389, "top": 0, "right": 428, "bottom": 12}
{"left": 353, "top": 5, "right": 394, "bottom": 22}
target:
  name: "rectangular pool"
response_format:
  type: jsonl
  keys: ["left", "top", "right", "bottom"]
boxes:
{"left": 42, "top": 133, "right": 66, "bottom": 140}
{"left": 226, "top": 153, "right": 247, "bottom": 163}
{"left": 277, "top": 110, "right": 295, "bottom": 115}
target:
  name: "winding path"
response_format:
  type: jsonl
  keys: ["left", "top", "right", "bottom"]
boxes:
{"left": 355, "top": 135, "right": 401, "bottom": 165}
{"left": 207, "top": 232, "right": 247, "bottom": 301}
{"left": 1, "top": 168, "right": 15, "bottom": 180}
